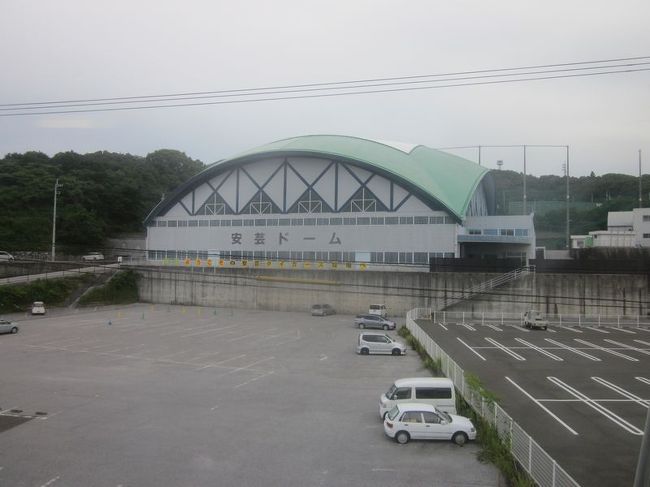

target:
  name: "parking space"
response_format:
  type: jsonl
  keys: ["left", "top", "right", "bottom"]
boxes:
{"left": 0, "top": 305, "right": 500, "bottom": 487}
{"left": 418, "top": 320, "right": 650, "bottom": 487}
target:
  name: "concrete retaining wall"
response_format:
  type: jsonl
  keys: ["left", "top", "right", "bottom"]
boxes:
{"left": 135, "top": 266, "right": 649, "bottom": 317}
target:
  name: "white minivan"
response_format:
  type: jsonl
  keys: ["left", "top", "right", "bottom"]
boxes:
{"left": 379, "top": 377, "right": 456, "bottom": 418}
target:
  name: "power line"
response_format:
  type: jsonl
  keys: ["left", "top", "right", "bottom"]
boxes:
{"left": 3, "top": 61, "right": 650, "bottom": 113}
{"left": 2, "top": 55, "right": 648, "bottom": 108}
{"left": 0, "top": 56, "right": 650, "bottom": 117}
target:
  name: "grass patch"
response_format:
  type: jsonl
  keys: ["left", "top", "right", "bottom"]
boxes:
{"left": 78, "top": 270, "right": 140, "bottom": 306}
{"left": 0, "top": 275, "right": 93, "bottom": 314}
{"left": 400, "top": 324, "right": 535, "bottom": 487}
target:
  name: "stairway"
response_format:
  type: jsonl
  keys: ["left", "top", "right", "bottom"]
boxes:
{"left": 439, "top": 266, "right": 535, "bottom": 311}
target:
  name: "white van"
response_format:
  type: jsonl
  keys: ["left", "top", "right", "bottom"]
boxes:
{"left": 379, "top": 377, "right": 456, "bottom": 418}
{"left": 368, "top": 304, "right": 387, "bottom": 318}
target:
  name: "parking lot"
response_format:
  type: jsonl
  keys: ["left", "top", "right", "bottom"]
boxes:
{"left": 417, "top": 319, "right": 650, "bottom": 487}
{"left": 0, "top": 304, "right": 500, "bottom": 487}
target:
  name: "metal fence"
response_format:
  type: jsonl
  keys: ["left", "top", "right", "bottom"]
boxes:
{"left": 406, "top": 307, "right": 581, "bottom": 487}
{"left": 429, "top": 309, "right": 650, "bottom": 329}
{"left": 0, "top": 264, "right": 116, "bottom": 286}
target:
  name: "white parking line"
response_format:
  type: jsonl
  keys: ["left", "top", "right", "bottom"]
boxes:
{"left": 606, "top": 327, "right": 636, "bottom": 334}
{"left": 585, "top": 326, "right": 609, "bottom": 334}
{"left": 485, "top": 324, "right": 503, "bottom": 332}
{"left": 544, "top": 339, "right": 601, "bottom": 361}
{"left": 211, "top": 356, "right": 275, "bottom": 377}
{"left": 574, "top": 339, "right": 639, "bottom": 362}
{"left": 180, "top": 324, "right": 240, "bottom": 338}
{"left": 557, "top": 326, "right": 583, "bottom": 333}
{"left": 591, "top": 377, "right": 648, "bottom": 409}
{"left": 636, "top": 377, "right": 650, "bottom": 386}
{"left": 514, "top": 338, "right": 563, "bottom": 361}
{"left": 234, "top": 370, "right": 275, "bottom": 389}
{"left": 484, "top": 338, "right": 525, "bottom": 361}
{"left": 195, "top": 354, "right": 247, "bottom": 371}
{"left": 603, "top": 339, "right": 650, "bottom": 356}
{"left": 437, "top": 322, "right": 448, "bottom": 331}
{"left": 636, "top": 327, "right": 650, "bottom": 333}
{"left": 548, "top": 376, "right": 643, "bottom": 435}
{"left": 460, "top": 323, "right": 476, "bottom": 331}
{"left": 505, "top": 377, "right": 578, "bottom": 435}
{"left": 39, "top": 476, "right": 60, "bottom": 487}
{"left": 634, "top": 339, "right": 650, "bottom": 347}
{"left": 457, "top": 338, "right": 486, "bottom": 361}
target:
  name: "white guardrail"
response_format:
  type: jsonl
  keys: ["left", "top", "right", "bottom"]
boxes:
{"left": 406, "top": 307, "right": 581, "bottom": 487}
{"left": 0, "top": 265, "right": 116, "bottom": 286}
{"left": 431, "top": 310, "right": 650, "bottom": 329}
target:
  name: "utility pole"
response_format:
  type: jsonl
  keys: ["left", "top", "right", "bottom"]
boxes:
{"left": 523, "top": 145, "right": 527, "bottom": 215}
{"left": 565, "top": 146, "right": 570, "bottom": 250}
{"left": 51, "top": 179, "right": 62, "bottom": 261}
{"left": 639, "top": 149, "right": 643, "bottom": 208}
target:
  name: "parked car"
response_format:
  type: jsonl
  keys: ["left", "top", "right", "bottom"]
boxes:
{"left": 0, "top": 251, "right": 15, "bottom": 261}
{"left": 383, "top": 403, "right": 476, "bottom": 445}
{"left": 81, "top": 252, "right": 104, "bottom": 261}
{"left": 31, "top": 301, "right": 46, "bottom": 315}
{"left": 357, "top": 332, "right": 406, "bottom": 355}
{"left": 311, "top": 304, "right": 336, "bottom": 316}
{"left": 523, "top": 310, "right": 548, "bottom": 330}
{"left": 0, "top": 319, "right": 19, "bottom": 335}
{"left": 368, "top": 303, "right": 387, "bottom": 317}
{"left": 354, "top": 314, "right": 396, "bottom": 330}
{"left": 379, "top": 377, "right": 457, "bottom": 418}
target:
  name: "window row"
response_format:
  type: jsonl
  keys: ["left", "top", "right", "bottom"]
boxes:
{"left": 149, "top": 215, "right": 454, "bottom": 228}
{"left": 467, "top": 228, "right": 529, "bottom": 237}
{"left": 146, "top": 250, "right": 454, "bottom": 264}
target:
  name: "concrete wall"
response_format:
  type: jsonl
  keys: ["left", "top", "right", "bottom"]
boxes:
{"left": 135, "top": 266, "right": 649, "bottom": 317}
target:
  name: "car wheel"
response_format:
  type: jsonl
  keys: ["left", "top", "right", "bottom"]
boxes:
{"left": 452, "top": 432, "right": 468, "bottom": 446}
{"left": 360, "top": 348, "right": 369, "bottom": 355}
{"left": 395, "top": 431, "right": 410, "bottom": 444}
{"left": 11, "top": 327, "right": 18, "bottom": 334}
{"left": 543, "top": 326, "right": 548, "bottom": 330}
{"left": 383, "top": 324, "right": 389, "bottom": 330}
{"left": 392, "top": 348, "right": 401, "bottom": 356}
{"left": 359, "top": 323, "right": 365, "bottom": 329}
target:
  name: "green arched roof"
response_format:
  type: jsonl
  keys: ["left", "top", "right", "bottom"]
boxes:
{"left": 145, "top": 135, "right": 490, "bottom": 224}
{"left": 231, "top": 135, "right": 490, "bottom": 220}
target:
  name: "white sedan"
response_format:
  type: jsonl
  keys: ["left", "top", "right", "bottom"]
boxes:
{"left": 383, "top": 403, "right": 476, "bottom": 445}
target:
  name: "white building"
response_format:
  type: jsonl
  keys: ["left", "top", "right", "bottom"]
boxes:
{"left": 144, "top": 135, "right": 537, "bottom": 267}
{"left": 571, "top": 208, "right": 650, "bottom": 248}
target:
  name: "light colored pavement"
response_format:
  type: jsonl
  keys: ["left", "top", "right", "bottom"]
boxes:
{"left": 0, "top": 304, "right": 501, "bottom": 487}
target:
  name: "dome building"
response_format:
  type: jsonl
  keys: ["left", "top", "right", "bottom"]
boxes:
{"left": 144, "top": 135, "right": 535, "bottom": 268}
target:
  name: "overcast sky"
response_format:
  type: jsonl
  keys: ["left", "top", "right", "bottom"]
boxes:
{"left": 1, "top": 0, "right": 649, "bottom": 176}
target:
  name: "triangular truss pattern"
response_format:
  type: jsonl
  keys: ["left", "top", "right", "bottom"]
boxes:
{"left": 184, "top": 157, "right": 432, "bottom": 216}
{"left": 195, "top": 192, "right": 234, "bottom": 215}
{"left": 288, "top": 188, "right": 335, "bottom": 214}
{"left": 339, "top": 187, "right": 389, "bottom": 213}
{"left": 240, "top": 190, "right": 282, "bottom": 215}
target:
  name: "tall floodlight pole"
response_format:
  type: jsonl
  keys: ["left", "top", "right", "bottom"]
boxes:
{"left": 51, "top": 179, "right": 62, "bottom": 261}
{"left": 639, "top": 149, "right": 643, "bottom": 208}
{"left": 478, "top": 145, "right": 482, "bottom": 166}
{"left": 523, "top": 145, "right": 527, "bottom": 214}
{"left": 566, "top": 146, "right": 570, "bottom": 249}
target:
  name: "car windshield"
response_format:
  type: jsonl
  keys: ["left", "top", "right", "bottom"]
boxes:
{"left": 387, "top": 405, "right": 401, "bottom": 421}
{"left": 385, "top": 384, "right": 397, "bottom": 398}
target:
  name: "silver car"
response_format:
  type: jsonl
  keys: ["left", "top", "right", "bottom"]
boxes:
{"left": 354, "top": 314, "right": 396, "bottom": 330}
{"left": 0, "top": 319, "right": 19, "bottom": 335}
{"left": 357, "top": 332, "right": 406, "bottom": 355}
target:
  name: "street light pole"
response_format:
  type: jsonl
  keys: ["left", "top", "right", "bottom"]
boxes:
{"left": 566, "top": 146, "right": 570, "bottom": 250}
{"left": 523, "top": 145, "right": 527, "bottom": 215}
{"left": 51, "top": 179, "right": 62, "bottom": 261}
